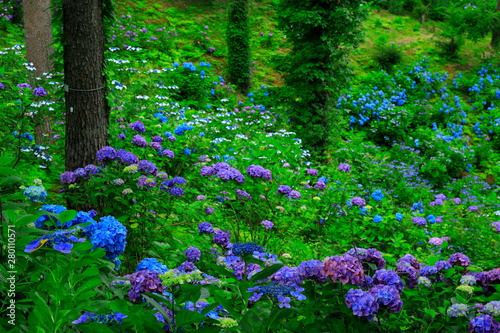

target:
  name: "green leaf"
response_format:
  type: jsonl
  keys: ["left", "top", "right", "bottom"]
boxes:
{"left": 58, "top": 210, "right": 77, "bottom": 223}
{"left": 250, "top": 264, "right": 284, "bottom": 282}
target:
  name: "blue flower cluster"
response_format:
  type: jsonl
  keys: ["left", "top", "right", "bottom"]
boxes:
{"left": 25, "top": 229, "right": 86, "bottom": 254}
{"left": 23, "top": 185, "right": 47, "bottom": 203}
{"left": 84, "top": 216, "right": 127, "bottom": 268}
{"left": 73, "top": 312, "right": 127, "bottom": 325}
{"left": 136, "top": 258, "right": 169, "bottom": 274}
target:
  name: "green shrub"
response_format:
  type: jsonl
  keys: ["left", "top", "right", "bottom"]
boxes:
{"left": 373, "top": 43, "right": 404, "bottom": 72}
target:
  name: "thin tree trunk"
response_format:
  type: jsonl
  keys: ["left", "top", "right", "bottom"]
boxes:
{"left": 491, "top": 0, "right": 500, "bottom": 49}
{"left": 23, "top": 0, "right": 54, "bottom": 145}
{"left": 63, "top": 0, "right": 109, "bottom": 171}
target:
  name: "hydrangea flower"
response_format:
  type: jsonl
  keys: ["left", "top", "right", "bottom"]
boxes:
{"left": 96, "top": 146, "right": 117, "bottom": 162}
{"left": 198, "top": 222, "right": 214, "bottom": 234}
{"left": 185, "top": 247, "right": 201, "bottom": 262}
{"left": 482, "top": 301, "right": 500, "bottom": 317}
{"left": 128, "top": 121, "right": 146, "bottom": 133}
{"left": 277, "top": 185, "right": 292, "bottom": 195}
{"left": 449, "top": 252, "right": 471, "bottom": 267}
{"left": 447, "top": 303, "right": 469, "bottom": 317}
{"left": 136, "top": 258, "right": 169, "bottom": 274}
{"left": 351, "top": 197, "right": 366, "bottom": 207}
{"left": 297, "top": 259, "right": 326, "bottom": 282}
{"left": 23, "top": 185, "right": 47, "bottom": 203}
{"left": 261, "top": 220, "right": 274, "bottom": 229}
{"left": 412, "top": 216, "right": 426, "bottom": 226}
{"left": 60, "top": 171, "right": 77, "bottom": 184}
{"left": 468, "top": 315, "right": 500, "bottom": 333}
{"left": 128, "top": 270, "right": 166, "bottom": 302}
{"left": 321, "top": 254, "right": 365, "bottom": 285}
{"left": 25, "top": 229, "right": 86, "bottom": 254}
{"left": 84, "top": 216, "right": 127, "bottom": 266}
{"left": 373, "top": 215, "right": 383, "bottom": 223}
{"left": 371, "top": 189, "right": 384, "bottom": 201}
{"left": 131, "top": 135, "right": 148, "bottom": 147}
{"left": 306, "top": 168, "right": 318, "bottom": 176}
{"left": 137, "top": 160, "right": 158, "bottom": 176}
{"left": 369, "top": 284, "right": 403, "bottom": 313}
{"left": 372, "top": 269, "right": 404, "bottom": 292}
{"left": 345, "top": 289, "right": 379, "bottom": 317}
{"left": 338, "top": 163, "right": 350, "bottom": 172}
{"left": 247, "top": 165, "right": 272, "bottom": 181}
{"left": 213, "top": 229, "right": 231, "bottom": 248}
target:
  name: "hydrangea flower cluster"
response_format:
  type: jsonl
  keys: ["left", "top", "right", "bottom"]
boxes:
{"left": 84, "top": 216, "right": 127, "bottom": 268}
{"left": 200, "top": 162, "right": 245, "bottom": 183}
{"left": 396, "top": 254, "right": 421, "bottom": 288}
{"left": 198, "top": 222, "right": 214, "bottom": 234}
{"left": 128, "top": 270, "right": 166, "bottom": 302}
{"left": 23, "top": 185, "right": 48, "bottom": 203}
{"left": 246, "top": 164, "right": 272, "bottom": 181}
{"left": 160, "top": 176, "right": 187, "bottom": 196}
{"left": 321, "top": 254, "right": 365, "bottom": 285}
{"left": 128, "top": 120, "right": 146, "bottom": 133}
{"left": 185, "top": 247, "right": 201, "bottom": 262}
{"left": 136, "top": 258, "right": 169, "bottom": 274}
{"left": 231, "top": 243, "right": 265, "bottom": 257}
{"left": 247, "top": 282, "right": 306, "bottom": 308}
{"left": 467, "top": 314, "right": 500, "bottom": 333}
{"left": 345, "top": 247, "right": 386, "bottom": 270}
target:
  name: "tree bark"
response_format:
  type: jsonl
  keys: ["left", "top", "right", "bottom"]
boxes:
{"left": 491, "top": 0, "right": 500, "bottom": 49}
{"left": 23, "top": 0, "right": 54, "bottom": 145}
{"left": 63, "top": 0, "right": 109, "bottom": 171}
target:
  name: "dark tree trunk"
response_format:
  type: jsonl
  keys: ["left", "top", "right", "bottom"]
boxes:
{"left": 227, "top": 0, "right": 250, "bottom": 94}
{"left": 23, "top": 0, "right": 54, "bottom": 145}
{"left": 491, "top": 0, "right": 500, "bottom": 49}
{"left": 63, "top": 0, "right": 109, "bottom": 171}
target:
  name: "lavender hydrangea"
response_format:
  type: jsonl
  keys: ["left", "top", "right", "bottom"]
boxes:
{"left": 351, "top": 197, "right": 366, "bottom": 207}
{"left": 60, "top": 171, "right": 77, "bottom": 184}
{"left": 137, "top": 160, "right": 158, "bottom": 176}
{"left": 468, "top": 315, "right": 500, "bottom": 333}
{"left": 338, "top": 163, "right": 351, "bottom": 172}
{"left": 261, "top": 220, "right": 274, "bottom": 229}
{"left": 247, "top": 164, "right": 272, "bottom": 181}
{"left": 306, "top": 168, "right": 318, "bottom": 176}
{"left": 131, "top": 135, "right": 148, "bottom": 147}
{"left": 277, "top": 185, "right": 292, "bottom": 195}
{"left": 369, "top": 284, "right": 403, "bottom": 313}
{"left": 213, "top": 229, "right": 231, "bottom": 248}
{"left": 447, "top": 303, "right": 469, "bottom": 317}
{"left": 128, "top": 270, "right": 166, "bottom": 302}
{"left": 449, "top": 252, "right": 471, "bottom": 268}
{"left": 412, "top": 216, "right": 427, "bottom": 226}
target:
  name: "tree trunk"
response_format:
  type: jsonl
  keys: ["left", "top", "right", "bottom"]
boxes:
{"left": 63, "top": 0, "right": 109, "bottom": 171}
{"left": 23, "top": 0, "right": 54, "bottom": 145}
{"left": 491, "top": 0, "right": 500, "bottom": 49}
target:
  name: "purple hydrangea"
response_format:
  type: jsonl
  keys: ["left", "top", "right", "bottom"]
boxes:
{"left": 159, "top": 149, "right": 175, "bottom": 158}
{"left": 346, "top": 247, "right": 386, "bottom": 270}
{"left": 128, "top": 270, "right": 166, "bottom": 302}
{"left": 321, "top": 254, "right": 365, "bottom": 285}
{"left": 198, "top": 222, "right": 214, "bottom": 234}
{"left": 33, "top": 87, "right": 48, "bottom": 97}
{"left": 96, "top": 146, "right": 117, "bottom": 162}
{"left": 372, "top": 269, "right": 404, "bottom": 292}
{"left": 412, "top": 216, "right": 427, "bottom": 226}
{"left": 137, "top": 176, "right": 156, "bottom": 188}
{"left": 345, "top": 289, "right": 379, "bottom": 317}
{"left": 128, "top": 121, "right": 146, "bottom": 133}
{"left": 338, "top": 163, "right": 351, "bottom": 172}
{"left": 298, "top": 259, "right": 326, "bottom": 282}
{"left": 271, "top": 266, "right": 303, "bottom": 285}
{"left": 314, "top": 180, "right": 326, "bottom": 189}
{"left": 84, "top": 164, "right": 100, "bottom": 175}
{"left": 152, "top": 135, "right": 163, "bottom": 143}
{"left": 467, "top": 314, "right": 500, "bottom": 333}
{"left": 277, "top": 185, "right": 292, "bottom": 195}
{"left": 306, "top": 168, "right": 318, "bottom": 176}
{"left": 138, "top": 160, "right": 158, "bottom": 176}
{"left": 288, "top": 190, "right": 301, "bottom": 199}
{"left": 213, "top": 229, "right": 231, "bottom": 248}
{"left": 261, "top": 220, "right": 274, "bottom": 229}
{"left": 236, "top": 189, "right": 251, "bottom": 200}
{"left": 449, "top": 252, "right": 471, "bottom": 268}
{"left": 351, "top": 197, "right": 366, "bottom": 207}
{"left": 200, "top": 166, "right": 216, "bottom": 176}
{"left": 369, "top": 284, "right": 403, "bottom": 313}
{"left": 491, "top": 222, "right": 500, "bottom": 233}
{"left": 74, "top": 168, "right": 87, "bottom": 179}
{"left": 247, "top": 165, "right": 272, "bottom": 181}
{"left": 172, "top": 176, "right": 187, "bottom": 185}
{"left": 131, "top": 135, "right": 148, "bottom": 147}
{"left": 205, "top": 207, "right": 215, "bottom": 215}
{"left": 116, "top": 149, "right": 139, "bottom": 165}
{"left": 60, "top": 171, "right": 77, "bottom": 184}
{"left": 185, "top": 247, "right": 201, "bottom": 262}
{"left": 150, "top": 142, "right": 162, "bottom": 150}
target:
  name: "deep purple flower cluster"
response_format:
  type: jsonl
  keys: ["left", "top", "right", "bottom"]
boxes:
{"left": 369, "top": 284, "right": 403, "bottom": 313}
{"left": 117, "top": 149, "right": 139, "bottom": 165}
{"left": 246, "top": 164, "right": 272, "bottom": 181}
{"left": 345, "top": 289, "right": 379, "bottom": 317}
{"left": 159, "top": 148, "right": 175, "bottom": 158}
{"left": 396, "top": 254, "right": 421, "bottom": 288}
{"left": 298, "top": 260, "right": 327, "bottom": 282}
{"left": 137, "top": 160, "right": 158, "bottom": 176}
{"left": 213, "top": 229, "right": 231, "bottom": 248}
{"left": 467, "top": 314, "right": 500, "bottom": 333}
{"left": 449, "top": 252, "right": 471, "bottom": 268}
{"left": 412, "top": 216, "right": 427, "bottom": 226}
{"left": 128, "top": 121, "right": 146, "bottom": 133}
{"left": 235, "top": 189, "right": 251, "bottom": 200}
{"left": 351, "top": 197, "right": 366, "bottom": 206}
{"left": 306, "top": 168, "right": 318, "bottom": 176}
{"left": 314, "top": 180, "right": 326, "bottom": 189}
{"left": 128, "top": 270, "right": 166, "bottom": 302}
{"left": 185, "top": 247, "right": 201, "bottom": 262}
{"left": 33, "top": 87, "right": 48, "bottom": 97}
{"left": 198, "top": 222, "right": 214, "bottom": 234}
{"left": 321, "top": 254, "right": 365, "bottom": 285}
{"left": 60, "top": 171, "right": 77, "bottom": 184}
{"left": 372, "top": 269, "right": 404, "bottom": 292}
{"left": 96, "top": 146, "right": 117, "bottom": 162}
{"left": 277, "top": 185, "right": 292, "bottom": 195}
{"left": 200, "top": 162, "right": 244, "bottom": 183}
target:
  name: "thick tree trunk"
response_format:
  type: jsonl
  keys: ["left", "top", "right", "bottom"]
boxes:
{"left": 491, "top": 0, "right": 500, "bottom": 49}
{"left": 23, "top": 0, "right": 54, "bottom": 145}
{"left": 63, "top": 0, "right": 109, "bottom": 171}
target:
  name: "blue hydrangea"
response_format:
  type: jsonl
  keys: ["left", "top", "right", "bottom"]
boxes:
{"left": 395, "top": 213, "right": 404, "bottom": 221}
{"left": 23, "top": 185, "right": 48, "bottom": 203}
{"left": 34, "top": 205, "right": 67, "bottom": 228}
{"left": 136, "top": 258, "right": 169, "bottom": 274}
{"left": 345, "top": 288, "right": 379, "bottom": 317}
{"left": 232, "top": 243, "right": 265, "bottom": 257}
{"left": 84, "top": 216, "right": 127, "bottom": 265}
{"left": 373, "top": 215, "right": 383, "bottom": 223}
{"left": 73, "top": 312, "right": 127, "bottom": 324}
{"left": 371, "top": 189, "right": 384, "bottom": 201}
